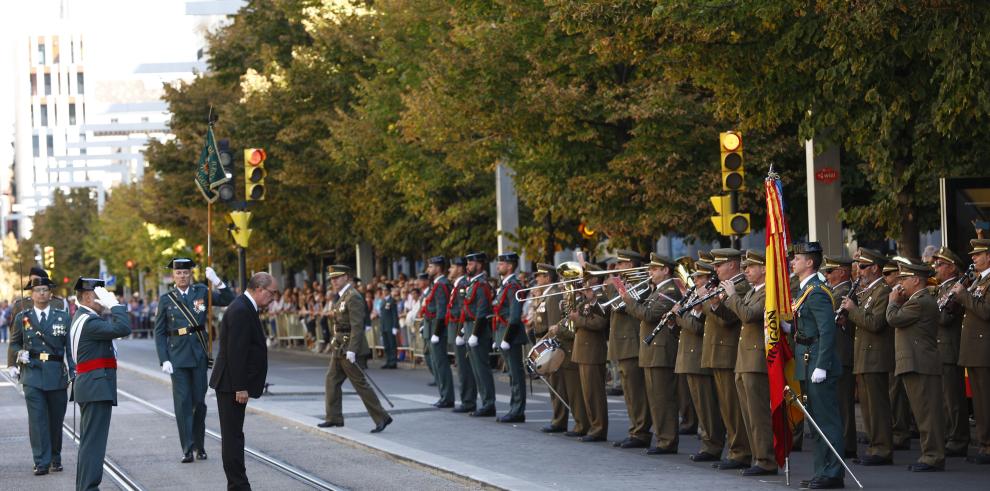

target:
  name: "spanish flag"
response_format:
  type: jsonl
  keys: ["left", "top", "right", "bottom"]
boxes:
{"left": 764, "top": 170, "right": 803, "bottom": 467}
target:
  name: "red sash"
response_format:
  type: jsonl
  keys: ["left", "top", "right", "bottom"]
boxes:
{"left": 76, "top": 357, "right": 117, "bottom": 374}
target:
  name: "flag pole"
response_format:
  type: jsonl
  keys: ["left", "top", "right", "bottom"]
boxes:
{"left": 206, "top": 106, "right": 215, "bottom": 355}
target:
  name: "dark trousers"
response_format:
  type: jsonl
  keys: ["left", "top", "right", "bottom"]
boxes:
{"left": 171, "top": 360, "right": 208, "bottom": 455}
{"left": 382, "top": 326, "right": 398, "bottom": 366}
{"left": 216, "top": 391, "right": 250, "bottom": 491}
{"left": 430, "top": 320, "right": 455, "bottom": 404}
{"left": 942, "top": 363, "right": 970, "bottom": 453}
{"left": 466, "top": 323, "right": 495, "bottom": 410}
{"left": 449, "top": 323, "right": 477, "bottom": 409}
{"left": 24, "top": 385, "right": 67, "bottom": 467}
{"left": 501, "top": 343, "right": 526, "bottom": 417}
{"left": 77, "top": 401, "right": 112, "bottom": 491}
{"left": 802, "top": 379, "right": 845, "bottom": 480}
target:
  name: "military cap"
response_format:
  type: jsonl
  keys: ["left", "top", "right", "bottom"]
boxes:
{"left": 855, "top": 247, "right": 887, "bottom": 266}
{"left": 822, "top": 255, "right": 854, "bottom": 272}
{"left": 497, "top": 251, "right": 519, "bottom": 263}
{"left": 615, "top": 249, "right": 644, "bottom": 264}
{"left": 648, "top": 253, "right": 676, "bottom": 269}
{"left": 742, "top": 250, "right": 766, "bottom": 267}
{"left": 465, "top": 252, "right": 488, "bottom": 263}
{"left": 451, "top": 256, "right": 467, "bottom": 266}
{"left": 968, "top": 238, "right": 990, "bottom": 256}
{"left": 416, "top": 272, "right": 429, "bottom": 280}
{"left": 710, "top": 248, "right": 742, "bottom": 265}
{"left": 792, "top": 242, "right": 823, "bottom": 256}
{"left": 326, "top": 264, "right": 353, "bottom": 278}
{"left": 584, "top": 264, "right": 604, "bottom": 273}
{"left": 535, "top": 263, "right": 554, "bottom": 275}
{"left": 933, "top": 246, "right": 964, "bottom": 270}
{"left": 168, "top": 258, "right": 196, "bottom": 270}
{"left": 74, "top": 277, "right": 105, "bottom": 291}
{"left": 29, "top": 266, "right": 49, "bottom": 278}
{"left": 692, "top": 261, "right": 715, "bottom": 277}
{"left": 23, "top": 276, "right": 56, "bottom": 290}
{"left": 600, "top": 256, "right": 618, "bottom": 266}
{"left": 428, "top": 255, "right": 447, "bottom": 265}
{"left": 697, "top": 250, "right": 714, "bottom": 263}
{"left": 897, "top": 262, "right": 934, "bottom": 279}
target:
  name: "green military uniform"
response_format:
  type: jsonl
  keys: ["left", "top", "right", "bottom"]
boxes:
{"left": 380, "top": 293, "right": 399, "bottom": 368}
{"left": 792, "top": 244, "right": 845, "bottom": 486}
{"left": 68, "top": 278, "right": 132, "bottom": 491}
{"left": 10, "top": 277, "right": 70, "bottom": 474}
{"left": 705, "top": 248, "right": 751, "bottom": 468}
{"left": 886, "top": 263, "right": 945, "bottom": 470}
{"left": 823, "top": 254, "right": 858, "bottom": 457}
{"left": 154, "top": 258, "right": 234, "bottom": 461}
{"left": 847, "top": 248, "right": 895, "bottom": 463}
{"left": 956, "top": 238, "right": 990, "bottom": 463}
{"left": 322, "top": 267, "right": 389, "bottom": 428}
{"left": 932, "top": 247, "right": 969, "bottom": 456}
{"left": 570, "top": 275, "right": 609, "bottom": 441}
{"left": 7, "top": 267, "right": 66, "bottom": 369}
{"left": 493, "top": 253, "right": 526, "bottom": 421}
{"left": 885, "top": 259, "right": 916, "bottom": 450}
{"left": 424, "top": 257, "right": 455, "bottom": 407}
{"left": 608, "top": 249, "right": 651, "bottom": 447}
{"left": 462, "top": 256, "right": 496, "bottom": 417}
{"left": 722, "top": 251, "right": 776, "bottom": 473}
{"left": 447, "top": 267, "right": 477, "bottom": 411}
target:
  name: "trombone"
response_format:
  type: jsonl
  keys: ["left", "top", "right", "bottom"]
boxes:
{"left": 515, "top": 262, "right": 648, "bottom": 301}
{"left": 586, "top": 265, "right": 650, "bottom": 277}
{"left": 601, "top": 276, "right": 653, "bottom": 308}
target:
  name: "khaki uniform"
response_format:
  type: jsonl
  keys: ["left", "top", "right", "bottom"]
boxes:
{"left": 887, "top": 288, "right": 945, "bottom": 467}
{"left": 724, "top": 285, "right": 775, "bottom": 471}
{"left": 956, "top": 270, "right": 990, "bottom": 456}
{"left": 324, "top": 285, "right": 388, "bottom": 426}
{"left": 608, "top": 286, "right": 651, "bottom": 443}
{"left": 847, "top": 278, "right": 894, "bottom": 459}
{"left": 625, "top": 278, "right": 681, "bottom": 450}
{"left": 571, "top": 295, "right": 609, "bottom": 439}
{"left": 831, "top": 280, "right": 858, "bottom": 455}
{"left": 704, "top": 274, "right": 752, "bottom": 463}
{"left": 537, "top": 286, "right": 586, "bottom": 433}
{"left": 936, "top": 277, "right": 969, "bottom": 454}
{"left": 675, "top": 308, "right": 724, "bottom": 456}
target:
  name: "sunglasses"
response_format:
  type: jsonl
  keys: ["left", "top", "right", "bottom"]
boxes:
{"left": 857, "top": 263, "right": 873, "bottom": 269}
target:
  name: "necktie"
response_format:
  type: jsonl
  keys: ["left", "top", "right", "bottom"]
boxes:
{"left": 41, "top": 311, "right": 47, "bottom": 325}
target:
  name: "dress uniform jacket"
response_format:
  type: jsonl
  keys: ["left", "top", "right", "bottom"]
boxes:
{"left": 607, "top": 285, "right": 641, "bottom": 362}
{"left": 532, "top": 285, "right": 562, "bottom": 337}
{"left": 936, "top": 278, "right": 964, "bottom": 364}
{"left": 625, "top": 278, "right": 681, "bottom": 368}
{"left": 7, "top": 296, "right": 66, "bottom": 368}
{"left": 462, "top": 273, "right": 494, "bottom": 338}
{"left": 154, "top": 283, "right": 234, "bottom": 368}
{"left": 69, "top": 305, "right": 131, "bottom": 404}
{"left": 332, "top": 285, "right": 371, "bottom": 357}
{"left": 723, "top": 285, "right": 768, "bottom": 374}
{"left": 11, "top": 307, "right": 72, "bottom": 390}
{"left": 957, "top": 270, "right": 990, "bottom": 367}
{"left": 848, "top": 278, "right": 893, "bottom": 374}
{"left": 493, "top": 274, "right": 526, "bottom": 345}
{"left": 446, "top": 277, "right": 468, "bottom": 337}
{"left": 424, "top": 276, "right": 452, "bottom": 334}
{"left": 887, "top": 290, "right": 941, "bottom": 376}
{"left": 571, "top": 297, "right": 608, "bottom": 365}
{"left": 831, "top": 281, "right": 855, "bottom": 369}
{"left": 702, "top": 277, "right": 751, "bottom": 369}
{"left": 674, "top": 310, "right": 709, "bottom": 375}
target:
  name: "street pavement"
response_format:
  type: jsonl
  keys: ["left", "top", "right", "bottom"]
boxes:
{"left": 3, "top": 338, "right": 990, "bottom": 489}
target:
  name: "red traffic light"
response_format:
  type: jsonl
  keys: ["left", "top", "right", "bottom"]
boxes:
{"left": 194, "top": 244, "right": 204, "bottom": 254}
{"left": 247, "top": 148, "right": 267, "bottom": 166}
{"left": 63, "top": 276, "right": 70, "bottom": 284}
{"left": 125, "top": 260, "right": 134, "bottom": 269}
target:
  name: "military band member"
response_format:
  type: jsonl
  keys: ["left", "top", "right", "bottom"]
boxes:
{"left": 824, "top": 254, "right": 859, "bottom": 458}
{"left": 447, "top": 257, "right": 477, "bottom": 412}
{"left": 887, "top": 262, "right": 945, "bottom": 471}
{"left": 721, "top": 250, "right": 776, "bottom": 476}
{"left": 697, "top": 248, "right": 751, "bottom": 470}
{"left": 67, "top": 278, "right": 131, "bottom": 491}
{"left": 931, "top": 247, "right": 970, "bottom": 457}
{"left": 493, "top": 252, "right": 526, "bottom": 423}
{"left": 380, "top": 286, "right": 400, "bottom": 369}
{"left": 531, "top": 264, "right": 565, "bottom": 432}
{"left": 319, "top": 265, "right": 392, "bottom": 433}
{"left": 885, "top": 257, "right": 916, "bottom": 451}
{"left": 7, "top": 267, "right": 66, "bottom": 372}
{"left": 154, "top": 258, "right": 234, "bottom": 463}
{"left": 546, "top": 265, "right": 590, "bottom": 436}
{"left": 842, "top": 248, "right": 895, "bottom": 466}
{"left": 10, "top": 275, "right": 70, "bottom": 475}
{"left": 949, "top": 238, "right": 990, "bottom": 464}
{"left": 568, "top": 267, "right": 609, "bottom": 441}
{"left": 463, "top": 252, "right": 496, "bottom": 417}
{"left": 791, "top": 242, "right": 845, "bottom": 489}
{"left": 424, "top": 256, "right": 455, "bottom": 408}
{"left": 675, "top": 260, "right": 726, "bottom": 462}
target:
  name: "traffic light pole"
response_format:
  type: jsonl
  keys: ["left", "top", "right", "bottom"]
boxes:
{"left": 729, "top": 189, "right": 741, "bottom": 249}
{"left": 238, "top": 246, "right": 247, "bottom": 292}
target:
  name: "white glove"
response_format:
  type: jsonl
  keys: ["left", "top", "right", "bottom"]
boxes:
{"left": 392, "top": 328, "right": 398, "bottom": 336}
{"left": 468, "top": 335, "right": 478, "bottom": 347}
{"left": 161, "top": 361, "right": 174, "bottom": 375}
{"left": 781, "top": 321, "right": 792, "bottom": 334}
{"left": 17, "top": 350, "right": 30, "bottom": 365}
{"left": 346, "top": 351, "right": 356, "bottom": 363}
{"left": 500, "top": 340, "right": 511, "bottom": 351}
{"left": 811, "top": 368, "right": 827, "bottom": 384}
{"left": 430, "top": 334, "right": 440, "bottom": 344}
{"left": 205, "top": 267, "right": 224, "bottom": 288}
{"left": 94, "top": 287, "right": 119, "bottom": 308}
{"left": 455, "top": 335, "right": 465, "bottom": 346}
{"left": 8, "top": 366, "right": 19, "bottom": 378}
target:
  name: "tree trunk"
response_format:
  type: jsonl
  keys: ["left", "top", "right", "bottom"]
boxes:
{"left": 897, "top": 201, "right": 919, "bottom": 258}
{"left": 543, "top": 212, "right": 556, "bottom": 264}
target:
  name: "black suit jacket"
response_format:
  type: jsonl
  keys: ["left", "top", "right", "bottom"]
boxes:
{"left": 209, "top": 294, "right": 268, "bottom": 398}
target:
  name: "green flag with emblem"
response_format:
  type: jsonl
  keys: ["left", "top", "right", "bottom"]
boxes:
{"left": 194, "top": 125, "right": 230, "bottom": 203}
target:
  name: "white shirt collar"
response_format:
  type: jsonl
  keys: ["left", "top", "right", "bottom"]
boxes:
{"left": 866, "top": 276, "right": 885, "bottom": 291}
{"left": 799, "top": 273, "right": 816, "bottom": 290}
{"left": 338, "top": 283, "right": 352, "bottom": 297}
{"left": 501, "top": 272, "right": 516, "bottom": 286}
{"left": 832, "top": 280, "right": 851, "bottom": 290}
{"left": 454, "top": 275, "right": 465, "bottom": 286}
{"left": 939, "top": 276, "right": 958, "bottom": 288}
{"left": 655, "top": 277, "right": 675, "bottom": 289}
{"left": 753, "top": 283, "right": 765, "bottom": 292}
{"left": 176, "top": 286, "right": 190, "bottom": 295}
{"left": 981, "top": 268, "right": 990, "bottom": 280}
{"left": 245, "top": 291, "right": 258, "bottom": 311}
{"left": 433, "top": 275, "right": 446, "bottom": 285}
{"left": 470, "top": 272, "right": 487, "bottom": 282}
{"left": 34, "top": 306, "right": 51, "bottom": 319}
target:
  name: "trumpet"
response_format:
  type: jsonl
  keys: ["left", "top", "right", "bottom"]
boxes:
{"left": 601, "top": 276, "right": 653, "bottom": 308}
{"left": 515, "top": 261, "right": 648, "bottom": 301}
{"left": 586, "top": 265, "right": 651, "bottom": 277}
{"left": 938, "top": 264, "right": 976, "bottom": 312}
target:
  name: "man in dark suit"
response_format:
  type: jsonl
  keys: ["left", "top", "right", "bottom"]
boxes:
{"left": 209, "top": 272, "right": 274, "bottom": 491}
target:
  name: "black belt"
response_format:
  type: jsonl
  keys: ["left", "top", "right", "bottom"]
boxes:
{"left": 168, "top": 325, "right": 205, "bottom": 336}
{"left": 30, "top": 352, "right": 64, "bottom": 362}
{"left": 795, "top": 335, "right": 818, "bottom": 346}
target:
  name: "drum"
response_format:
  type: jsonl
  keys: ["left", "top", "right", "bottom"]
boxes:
{"left": 527, "top": 338, "right": 564, "bottom": 375}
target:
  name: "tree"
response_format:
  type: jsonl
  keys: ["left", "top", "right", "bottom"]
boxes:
{"left": 26, "top": 188, "right": 100, "bottom": 296}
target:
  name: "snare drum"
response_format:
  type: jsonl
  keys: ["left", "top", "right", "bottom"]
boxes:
{"left": 527, "top": 338, "right": 564, "bottom": 375}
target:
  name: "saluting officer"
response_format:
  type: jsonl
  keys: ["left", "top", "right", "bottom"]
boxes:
{"left": 887, "top": 262, "right": 945, "bottom": 471}
{"left": 842, "top": 248, "right": 895, "bottom": 466}
{"left": 823, "top": 254, "right": 859, "bottom": 458}
{"left": 10, "top": 275, "right": 71, "bottom": 475}
{"left": 607, "top": 249, "right": 651, "bottom": 449}
{"left": 447, "top": 257, "right": 477, "bottom": 412}
{"left": 931, "top": 247, "right": 970, "bottom": 457}
{"left": 423, "top": 256, "right": 455, "bottom": 408}
{"left": 154, "top": 258, "right": 234, "bottom": 463}
{"left": 949, "top": 238, "right": 990, "bottom": 464}
{"left": 319, "top": 265, "right": 392, "bottom": 432}
{"left": 67, "top": 278, "right": 131, "bottom": 491}
{"left": 493, "top": 252, "right": 527, "bottom": 423}
{"left": 462, "top": 252, "right": 496, "bottom": 417}
{"left": 7, "top": 267, "right": 66, "bottom": 372}
{"left": 791, "top": 242, "right": 845, "bottom": 490}
{"left": 568, "top": 267, "right": 609, "bottom": 442}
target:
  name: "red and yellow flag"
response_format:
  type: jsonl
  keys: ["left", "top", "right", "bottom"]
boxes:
{"left": 764, "top": 171, "right": 803, "bottom": 467}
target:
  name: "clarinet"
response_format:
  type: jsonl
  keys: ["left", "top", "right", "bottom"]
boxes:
{"left": 939, "top": 264, "right": 977, "bottom": 312}
{"left": 642, "top": 276, "right": 726, "bottom": 345}
{"left": 834, "top": 278, "right": 862, "bottom": 324}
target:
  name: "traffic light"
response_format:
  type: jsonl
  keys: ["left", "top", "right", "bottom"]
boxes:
{"left": 228, "top": 211, "right": 253, "bottom": 248}
{"left": 217, "top": 139, "right": 235, "bottom": 203}
{"left": 578, "top": 223, "right": 596, "bottom": 239}
{"left": 720, "top": 131, "right": 744, "bottom": 191}
{"left": 43, "top": 246, "right": 55, "bottom": 274}
{"left": 709, "top": 195, "right": 751, "bottom": 236}
{"left": 244, "top": 148, "right": 267, "bottom": 201}
{"left": 125, "top": 260, "right": 134, "bottom": 270}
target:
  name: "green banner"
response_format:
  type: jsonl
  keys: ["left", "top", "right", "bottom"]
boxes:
{"left": 194, "top": 125, "right": 230, "bottom": 203}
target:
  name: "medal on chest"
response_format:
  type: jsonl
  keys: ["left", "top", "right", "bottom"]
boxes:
{"left": 864, "top": 296, "right": 873, "bottom": 310}
{"left": 194, "top": 298, "right": 206, "bottom": 313}
{"left": 23, "top": 316, "right": 32, "bottom": 331}
{"left": 52, "top": 322, "right": 66, "bottom": 336}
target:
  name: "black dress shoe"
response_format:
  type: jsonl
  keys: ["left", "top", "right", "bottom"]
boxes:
{"left": 742, "top": 466, "right": 778, "bottom": 476}
{"left": 33, "top": 465, "right": 49, "bottom": 476}
{"left": 434, "top": 401, "right": 454, "bottom": 409}
{"left": 49, "top": 462, "right": 63, "bottom": 472}
{"left": 564, "top": 431, "right": 586, "bottom": 437}
{"left": 678, "top": 426, "right": 698, "bottom": 435}
{"left": 469, "top": 407, "right": 496, "bottom": 417}
{"left": 196, "top": 450, "right": 207, "bottom": 460}
{"left": 370, "top": 415, "right": 393, "bottom": 433}
{"left": 645, "top": 446, "right": 677, "bottom": 455}
{"left": 966, "top": 453, "right": 990, "bottom": 464}
{"left": 799, "top": 479, "right": 812, "bottom": 489}
{"left": 854, "top": 454, "right": 892, "bottom": 466}
{"left": 540, "top": 425, "right": 565, "bottom": 433}
{"left": 181, "top": 452, "right": 194, "bottom": 463}
{"left": 497, "top": 414, "right": 525, "bottom": 423}
{"left": 808, "top": 476, "right": 844, "bottom": 489}
{"left": 317, "top": 421, "right": 344, "bottom": 428}
{"left": 616, "top": 437, "right": 648, "bottom": 449}
{"left": 580, "top": 435, "right": 607, "bottom": 442}
{"left": 714, "top": 459, "right": 747, "bottom": 470}
{"left": 689, "top": 451, "right": 718, "bottom": 462}
{"left": 451, "top": 405, "right": 474, "bottom": 413}
{"left": 907, "top": 463, "right": 943, "bottom": 472}
{"left": 427, "top": 381, "right": 437, "bottom": 387}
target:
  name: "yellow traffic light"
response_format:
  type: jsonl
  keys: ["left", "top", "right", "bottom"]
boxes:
{"left": 229, "top": 211, "right": 253, "bottom": 248}
{"left": 578, "top": 223, "right": 596, "bottom": 239}
{"left": 709, "top": 195, "right": 751, "bottom": 236}
{"left": 244, "top": 148, "right": 267, "bottom": 201}
{"left": 720, "top": 131, "right": 744, "bottom": 191}
{"left": 43, "top": 246, "right": 55, "bottom": 275}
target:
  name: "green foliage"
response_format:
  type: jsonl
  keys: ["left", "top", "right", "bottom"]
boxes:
{"left": 24, "top": 189, "right": 100, "bottom": 295}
